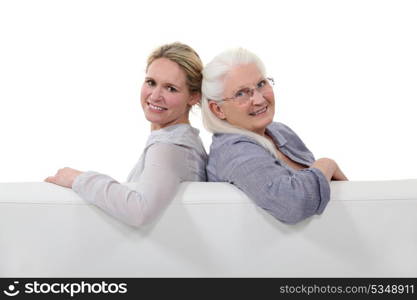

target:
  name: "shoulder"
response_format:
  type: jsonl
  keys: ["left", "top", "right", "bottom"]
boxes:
{"left": 210, "top": 132, "right": 264, "bottom": 153}
{"left": 147, "top": 124, "right": 207, "bottom": 157}
{"left": 208, "top": 132, "right": 271, "bottom": 168}
{"left": 211, "top": 126, "right": 275, "bottom": 147}
{"left": 146, "top": 141, "right": 207, "bottom": 182}
{"left": 146, "top": 143, "right": 188, "bottom": 162}
{"left": 207, "top": 131, "right": 278, "bottom": 182}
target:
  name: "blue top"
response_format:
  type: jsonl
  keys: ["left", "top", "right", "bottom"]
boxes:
{"left": 207, "top": 122, "right": 330, "bottom": 224}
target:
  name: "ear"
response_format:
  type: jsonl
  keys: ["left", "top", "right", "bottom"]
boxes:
{"left": 187, "top": 92, "right": 201, "bottom": 107}
{"left": 209, "top": 100, "right": 226, "bottom": 120}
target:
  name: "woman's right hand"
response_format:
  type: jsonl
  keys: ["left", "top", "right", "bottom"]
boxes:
{"left": 44, "top": 167, "right": 84, "bottom": 188}
{"left": 331, "top": 164, "right": 348, "bottom": 181}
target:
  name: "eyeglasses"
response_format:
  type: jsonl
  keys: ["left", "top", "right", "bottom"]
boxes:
{"left": 219, "top": 77, "right": 275, "bottom": 105}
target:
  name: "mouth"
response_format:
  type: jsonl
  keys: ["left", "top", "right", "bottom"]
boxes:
{"left": 249, "top": 106, "right": 268, "bottom": 116}
{"left": 147, "top": 102, "right": 167, "bottom": 112}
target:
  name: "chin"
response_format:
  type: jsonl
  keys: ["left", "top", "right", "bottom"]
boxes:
{"left": 258, "top": 116, "right": 273, "bottom": 128}
{"left": 144, "top": 112, "right": 164, "bottom": 124}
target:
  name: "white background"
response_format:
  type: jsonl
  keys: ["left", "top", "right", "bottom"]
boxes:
{"left": 0, "top": 0, "right": 416, "bottom": 182}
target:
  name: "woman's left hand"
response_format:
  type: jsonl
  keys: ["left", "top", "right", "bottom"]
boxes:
{"left": 44, "top": 167, "right": 83, "bottom": 188}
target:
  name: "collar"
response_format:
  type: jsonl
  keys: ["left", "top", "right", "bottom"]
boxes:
{"left": 265, "top": 123, "right": 287, "bottom": 147}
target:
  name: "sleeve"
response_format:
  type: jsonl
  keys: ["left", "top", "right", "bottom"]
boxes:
{"left": 217, "top": 141, "right": 330, "bottom": 225}
{"left": 72, "top": 143, "right": 187, "bottom": 227}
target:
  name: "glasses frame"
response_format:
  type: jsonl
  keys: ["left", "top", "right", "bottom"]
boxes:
{"left": 218, "top": 77, "right": 275, "bottom": 105}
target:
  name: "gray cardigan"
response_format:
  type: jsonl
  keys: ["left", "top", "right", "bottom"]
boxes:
{"left": 206, "top": 122, "right": 330, "bottom": 224}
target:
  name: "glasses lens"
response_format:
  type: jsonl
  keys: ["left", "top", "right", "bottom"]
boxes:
{"left": 260, "top": 78, "right": 274, "bottom": 95}
{"left": 235, "top": 88, "right": 251, "bottom": 104}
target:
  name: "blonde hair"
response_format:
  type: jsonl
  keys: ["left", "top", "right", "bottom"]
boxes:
{"left": 201, "top": 48, "right": 278, "bottom": 158}
{"left": 147, "top": 42, "right": 203, "bottom": 96}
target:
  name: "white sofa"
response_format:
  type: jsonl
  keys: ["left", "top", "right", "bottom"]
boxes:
{"left": 1, "top": 180, "right": 417, "bottom": 277}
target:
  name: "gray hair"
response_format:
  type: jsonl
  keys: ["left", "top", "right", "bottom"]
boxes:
{"left": 201, "top": 48, "right": 278, "bottom": 158}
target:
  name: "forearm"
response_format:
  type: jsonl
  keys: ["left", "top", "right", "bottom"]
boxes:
{"left": 221, "top": 155, "right": 331, "bottom": 224}
{"left": 72, "top": 143, "right": 190, "bottom": 227}
{"left": 72, "top": 171, "right": 158, "bottom": 226}
{"left": 311, "top": 158, "right": 348, "bottom": 181}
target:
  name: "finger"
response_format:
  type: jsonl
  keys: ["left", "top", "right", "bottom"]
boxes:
{"left": 44, "top": 176, "right": 54, "bottom": 183}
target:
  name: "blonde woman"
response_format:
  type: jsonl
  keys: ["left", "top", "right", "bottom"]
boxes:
{"left": 45, "top": 42, "right": 207, "bottom": 227}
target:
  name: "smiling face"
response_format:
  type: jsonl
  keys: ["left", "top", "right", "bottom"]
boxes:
{"left": 209, "top": 63, "right": 275, "bottom": 136}
{"left": 141, "top": 57, "right": 200, "bottom": 131}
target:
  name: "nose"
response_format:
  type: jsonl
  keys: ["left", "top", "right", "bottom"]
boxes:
{"left": 251, "top": 89, "right": 265, "bottom": 105}
{"left": 150, "top": 86, "right": 163, "bottom": 102}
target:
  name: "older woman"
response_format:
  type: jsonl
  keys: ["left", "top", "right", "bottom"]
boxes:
{"left": 45, "top": 42, "right": 207, "bottom": 227}
{"left": 202, "top": 48, "right": 347, "bottom": 225}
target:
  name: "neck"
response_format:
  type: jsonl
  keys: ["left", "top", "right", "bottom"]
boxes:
{"left": 253, "top": 128, "right": 267, "bottom": 137}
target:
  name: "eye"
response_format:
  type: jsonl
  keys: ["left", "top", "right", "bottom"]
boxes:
{"left": 257, "top": 79, "right": 267, "bottom": 89}
{"left": 167, "top": 86, "right": 178, "bottom": 93}
{"left": 235, "top": 88, "right": 250, "bottom": 98}
{"left": 145, "top": 79, "right": 156, "bottom": 87}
